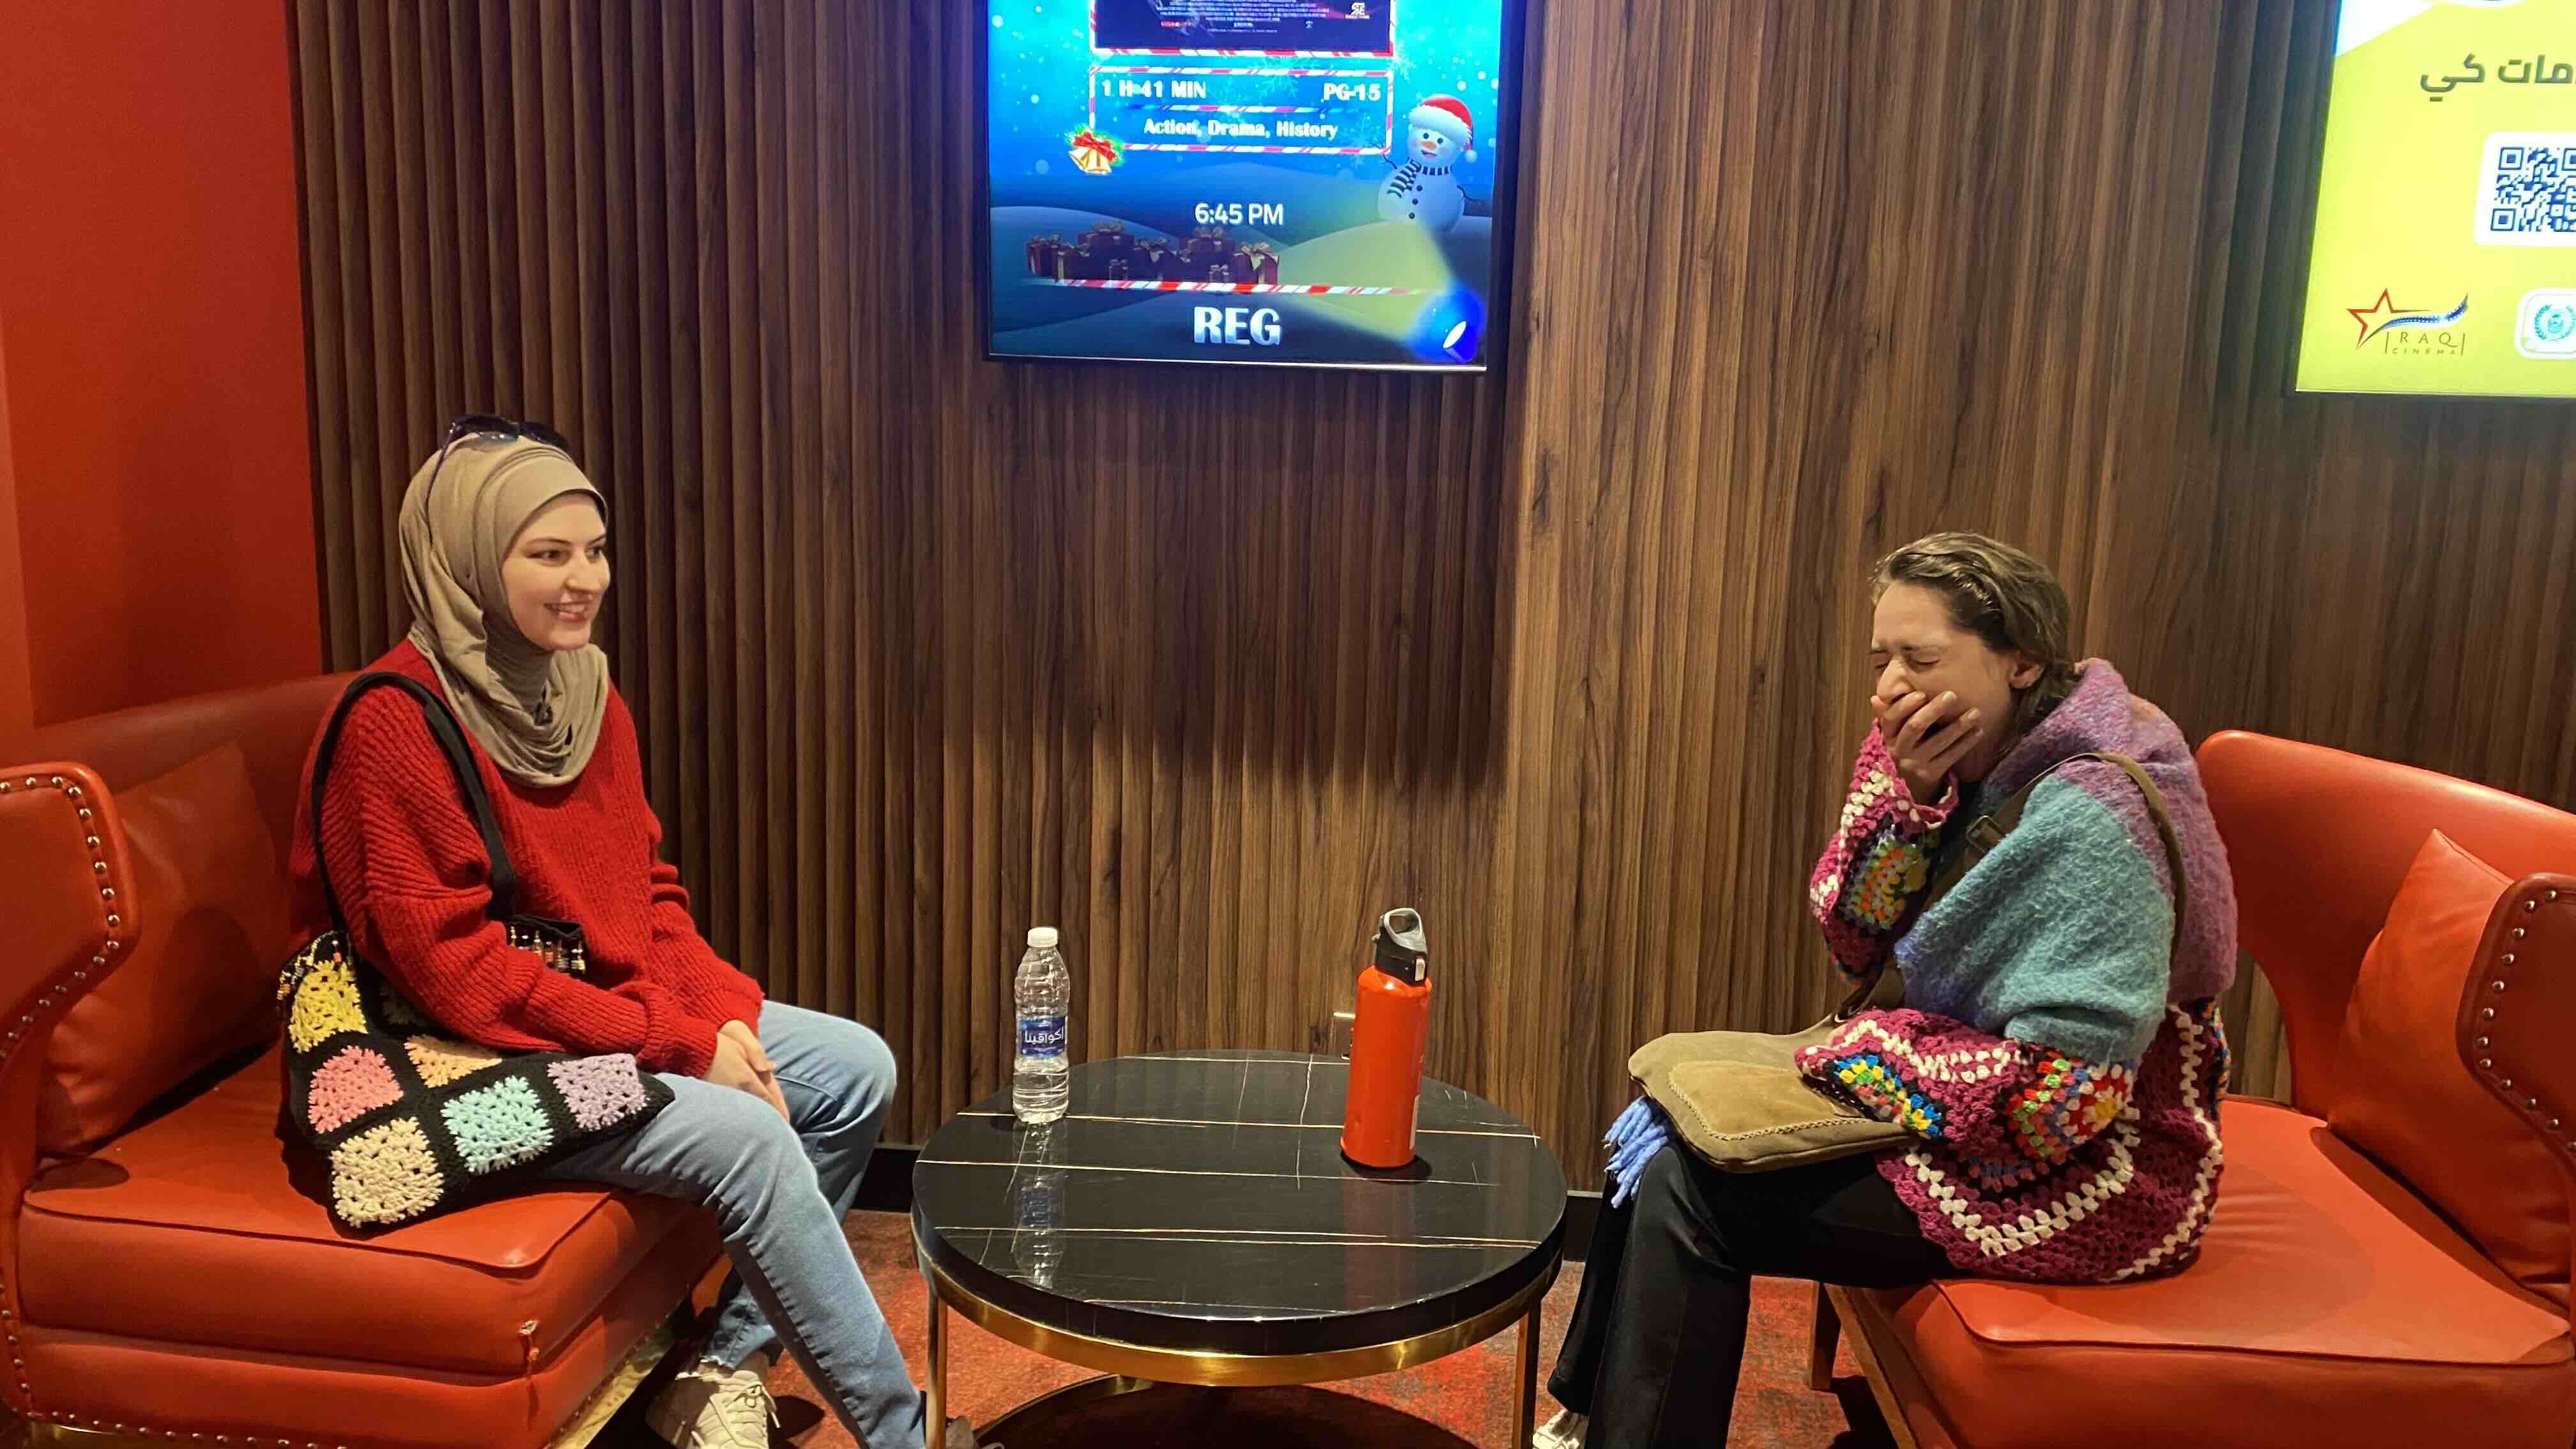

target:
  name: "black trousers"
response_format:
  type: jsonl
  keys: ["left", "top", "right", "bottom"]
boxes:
{"left": 1549, "top": 1142, "right": 1952, "bottom": 1448}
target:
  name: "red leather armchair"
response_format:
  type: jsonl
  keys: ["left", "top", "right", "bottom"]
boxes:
{"left": 0, "top": 675, "right": 721, "bottom": 1449}
{"left": 1813, "top": 730, "right": 2576, "bottom": 1448}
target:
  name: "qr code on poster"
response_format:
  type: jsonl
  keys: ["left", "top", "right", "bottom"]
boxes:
{"left": 2476, "top": 133, "right": 2576, "bottom": 246}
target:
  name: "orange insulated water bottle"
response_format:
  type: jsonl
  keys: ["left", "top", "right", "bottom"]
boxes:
{"left": 1342, "top": 907, "right": 1430, "bottom": 1169}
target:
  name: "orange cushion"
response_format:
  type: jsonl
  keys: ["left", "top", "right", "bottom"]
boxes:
{"left": 36, "top": 744, "right": 291, "bottom": 1154}
{"left": 1848, "top": 1099, "right": 2576, "bottom": 1449}
{"left": 20, "top": 1046, "right": 706, "bottom": 1376}
{"left": 2331, "top": 830, "right": 2568, "bottom": 1306}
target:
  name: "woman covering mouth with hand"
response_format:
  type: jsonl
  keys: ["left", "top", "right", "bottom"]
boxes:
{"left": 1536, "top": 532, "right": 2239, "bottom": 1449}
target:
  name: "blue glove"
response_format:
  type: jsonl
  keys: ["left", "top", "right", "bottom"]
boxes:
{"left": 1602, "top": 1096, "right": 1673, "bottom": 1208}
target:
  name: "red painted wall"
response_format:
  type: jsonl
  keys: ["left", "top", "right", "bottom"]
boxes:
{"left": 0, "top": 308, "right": 31, "bottom": 740}
{"left": 0, "top": 1, "right": 320, "bottom": 727}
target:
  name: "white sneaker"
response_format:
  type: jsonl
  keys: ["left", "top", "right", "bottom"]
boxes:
{"left": 1534, "top": 1406, "right": 1587, "bottom": 1449}
{"left": 646, "top": 1354, "right": 778, "bottom": 1449}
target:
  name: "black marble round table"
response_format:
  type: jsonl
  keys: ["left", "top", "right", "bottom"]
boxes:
{"left": 911, "top": 1050, "right": 1567, "bottom": 1445}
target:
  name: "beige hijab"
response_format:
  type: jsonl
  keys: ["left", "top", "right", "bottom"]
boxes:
{"left": 397, "top": 435, "right": 610, "bottom": 788}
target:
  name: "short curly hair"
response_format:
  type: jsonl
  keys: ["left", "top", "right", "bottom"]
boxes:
{"left": 1872, "top": 532, "right": 2079, "bottom": 735}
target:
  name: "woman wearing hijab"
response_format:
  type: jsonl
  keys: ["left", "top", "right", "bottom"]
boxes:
{"left": 291, "top": 422, "right": 976, "bottom": 1449}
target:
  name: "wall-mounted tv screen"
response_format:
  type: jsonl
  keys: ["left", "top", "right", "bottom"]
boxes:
{"left": 2296, "top": 0, "right": 2575, "bottom": 397}
{"left": 982, "top": 1, "right": 1521, "bottom": 371}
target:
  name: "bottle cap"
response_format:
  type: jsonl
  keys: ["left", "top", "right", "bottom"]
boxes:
{"left": 1028, "top": 926, "right": 1061, "bottom": 949}
{"left": 1373, "top": 908, "right": 1427, "bottom": 985}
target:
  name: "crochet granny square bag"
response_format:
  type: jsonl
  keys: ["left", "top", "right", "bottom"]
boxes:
{"left": 276, "top": 672, "right": 672, "bottom": 1230}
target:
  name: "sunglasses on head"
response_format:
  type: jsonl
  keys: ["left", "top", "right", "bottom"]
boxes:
{"left": 425, "top": 412, "right": 573, "bottom": 498}
{"left": 435, "top": 411, "right": 569, "bottom": 463}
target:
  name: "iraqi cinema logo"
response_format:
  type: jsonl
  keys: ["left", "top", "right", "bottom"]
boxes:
{"left": 2347, "top": 290, "right": 2469, "bottom": 357}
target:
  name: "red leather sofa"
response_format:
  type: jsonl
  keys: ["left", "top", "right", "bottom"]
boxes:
{"left": 0, "top": 675, "right": 720, "bottom": 1449}
{"left": 1815, "top": 730, "right": 2576, "bottom": 1448}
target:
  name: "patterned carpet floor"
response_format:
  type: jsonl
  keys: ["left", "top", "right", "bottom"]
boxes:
{"left": 596, "top": 1209, "right": 1901, "bottom": 1448}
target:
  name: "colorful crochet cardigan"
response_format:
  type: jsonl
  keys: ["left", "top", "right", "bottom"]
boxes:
{"left": 1796, "top": 661, "right": 2237, "bottom": 1283}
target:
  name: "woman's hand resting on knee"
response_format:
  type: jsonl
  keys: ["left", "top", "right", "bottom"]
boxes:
{"left": 705, "top": 1020, "right": 791, "bottom": 1121}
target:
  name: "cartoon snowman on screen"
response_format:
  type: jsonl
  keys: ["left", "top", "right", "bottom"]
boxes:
{"left": 1378, "top": 95, "right": 1477, "bottom": 233}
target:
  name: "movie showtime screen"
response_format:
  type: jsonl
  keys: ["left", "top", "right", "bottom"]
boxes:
{"left": 983, "top": 1, "right": 1520, "bottom": 370}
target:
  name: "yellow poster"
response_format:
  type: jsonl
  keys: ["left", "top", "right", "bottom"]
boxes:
{"left": 2297, "top": 0, "right": 2576, "bottom": 396}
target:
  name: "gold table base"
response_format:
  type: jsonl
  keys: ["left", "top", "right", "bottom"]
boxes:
{"left": 919, "top": 1248, "right": 1552, "bottom": 1449}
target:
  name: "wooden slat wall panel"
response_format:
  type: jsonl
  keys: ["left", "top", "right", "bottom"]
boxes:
{"left": 291, "top": 0, "right": 2572, "bottom": 1171}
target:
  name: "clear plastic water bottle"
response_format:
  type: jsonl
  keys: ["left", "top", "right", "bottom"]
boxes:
{"left": 1013, "top": 926, "right": 1070, "bottom": 1123}
{"left": 1012, "top": 1122, "right": 1064, "bottom": 1288}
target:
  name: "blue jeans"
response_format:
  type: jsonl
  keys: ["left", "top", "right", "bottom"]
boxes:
{"left": 542, "top": 1001, "right": 924, "bottom": 1449}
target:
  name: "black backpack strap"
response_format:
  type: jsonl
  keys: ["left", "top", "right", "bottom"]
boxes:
{"left": 307, "top": 671, "right": 520, "bottom": 940}
{"left": 1917, "top": 751, "right": 2189, "bottom": 946}
{"left": 1830, "top": 751, "right": 2194, "bottom": 1022}
{"left": 1919, "top": 758, "right": 2070, "bottom": 917}
{"left": 2077, "top": 752, "right": 2190, "bottom": 936}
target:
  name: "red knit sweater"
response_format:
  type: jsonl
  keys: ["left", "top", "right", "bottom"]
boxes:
{"left": 289, "top": 641, "right": 762, "bottom": 1078}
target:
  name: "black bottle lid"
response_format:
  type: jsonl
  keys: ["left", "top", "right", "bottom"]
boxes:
{"left": 1372, "top": 907, "right": 1429, "bottom": 985}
